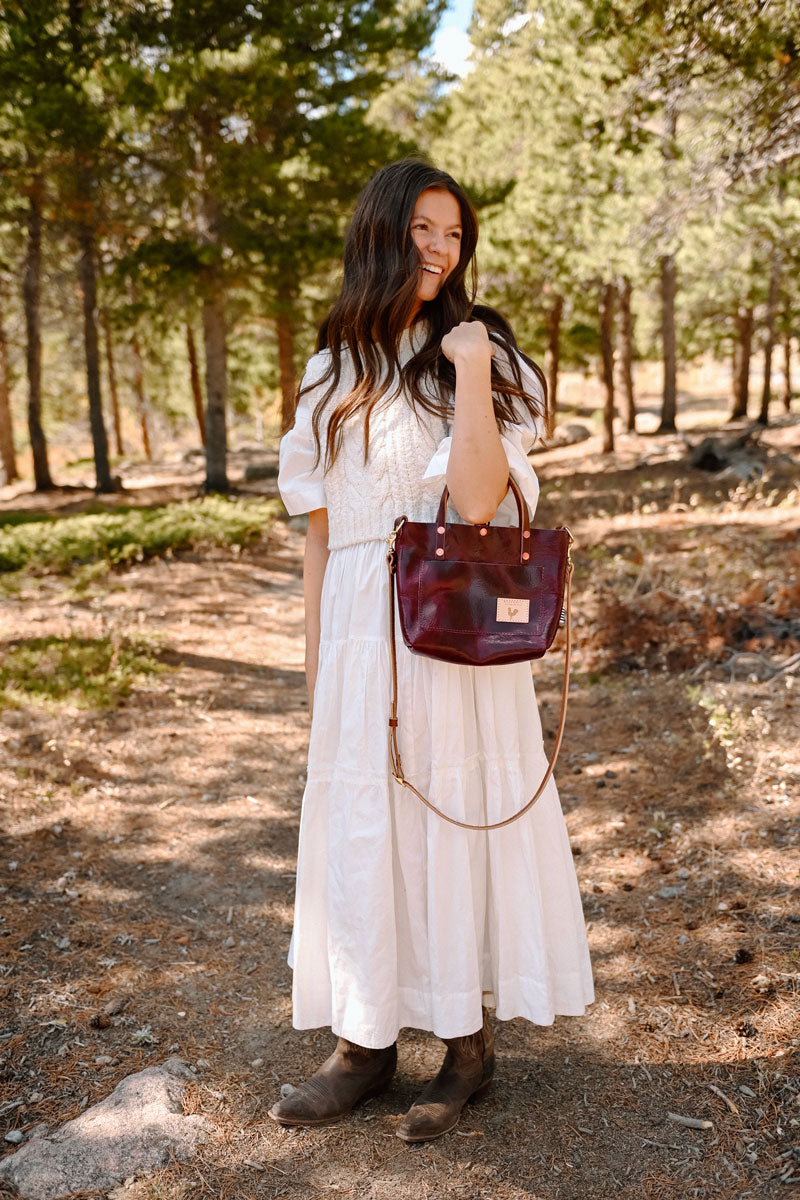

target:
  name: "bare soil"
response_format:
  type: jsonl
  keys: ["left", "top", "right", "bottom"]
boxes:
{"left": 1, "top": 397, "right": 799, "bottom": 1200}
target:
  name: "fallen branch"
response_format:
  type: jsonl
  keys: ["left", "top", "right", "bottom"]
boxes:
{"left": 773, "top": 651, "right": 800, "bottom": 676}
{"left": 667, "top": 1111, "right": 714, "bottom": 1130}
{"left": 707, "top": 1083, "right": 739, "bottom": 1114}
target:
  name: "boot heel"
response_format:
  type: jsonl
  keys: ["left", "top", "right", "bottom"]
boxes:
{"left": 469, "top": 1077, "right": 493, "bottom": 1103}
{"left": 360, "top": 1066, "right": 395, "bottom": 1103}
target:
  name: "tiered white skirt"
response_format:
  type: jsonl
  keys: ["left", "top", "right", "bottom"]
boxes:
{"left": 288, "top": 539, "right": 594, "bottom": 1049}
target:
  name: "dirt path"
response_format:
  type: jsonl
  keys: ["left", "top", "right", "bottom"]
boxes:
{"left": 2, "top": 428, "right": 799, "bottom": 1199}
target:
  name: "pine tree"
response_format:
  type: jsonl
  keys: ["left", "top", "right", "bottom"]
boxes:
{"left": 130, "top": 0, "right": 444, "bottom": 491}
{"left": 436, "top": 0, "right": 650, "bottom": 445}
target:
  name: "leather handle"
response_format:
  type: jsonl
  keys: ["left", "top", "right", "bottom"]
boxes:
{"left": 386, "top": 538, "right": 572, "bottom": 832}
{"left": 435, "top": 476, "right": 531, "bottom": 564}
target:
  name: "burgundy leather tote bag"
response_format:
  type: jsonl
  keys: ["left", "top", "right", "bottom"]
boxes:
{"left": 385, "top": 475, "right": 573, "bottom": 830}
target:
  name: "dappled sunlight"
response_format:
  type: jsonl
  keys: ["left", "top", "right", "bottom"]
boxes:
{"left": 2, "top": 409, "right": 798, "bottom": 1197}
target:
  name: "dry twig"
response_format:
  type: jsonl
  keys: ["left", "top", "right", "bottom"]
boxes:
{"left": 667, "top": 1112, "right": 714, "bottom": 1130}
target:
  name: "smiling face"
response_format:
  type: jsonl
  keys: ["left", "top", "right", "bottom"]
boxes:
{"left": 408, "top": 188, "right": 463, "bottom": 318}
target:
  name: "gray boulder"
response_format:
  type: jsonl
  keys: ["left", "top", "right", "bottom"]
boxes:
{"left": 243, "top": 461, "right": 279, "bottom": 482}
{"left": 548, "top": 422, "right": 592, "bottom": 448}
{"left": 0, "top": 1057, "right": 209, "bottom": 1200}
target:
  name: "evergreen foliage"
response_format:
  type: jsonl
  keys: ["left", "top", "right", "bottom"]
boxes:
{"left": 0, "top": 0, "right": 797, "bottom": 478}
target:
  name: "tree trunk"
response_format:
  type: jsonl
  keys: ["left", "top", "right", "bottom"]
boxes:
{"left": 546, "top": 293, "right": 563, "bottom": 418}
{"left": 783, "top": 333, "right": 792, "bottom": 411}
{"left": 75, "top": 166, "right": 114, "bottom": 493}
{"left": 102, "top": 313, "right": 124, "bottom": 457}
{"left": 600, "top": 281, "right": 615, "bottom": 454}
{"left": 130, "top": 334, "right": 152, "bottom": 461}
{"left": 196, "top": 173, "right": 228, "bottom": 492}
{"left": 186, "top": 323, "right": 206, "bottom": 443}
{"left": 0, "top": 278, "right": 18, "bottom": 484}
{"left": 617, "top": 275, "right": 635, "bottom": 432}
{"left": 658, "top": 253, "right": 677, "bottom": 431}
{"left": 203, "top": 284, "right": 229, "bottom": 492}
{"left": 757, "top": 254, "right": 781, "bottom": 426}
{"left": 658, "top": 97, "right": 678, "bottom": 434}
{"left": 731, "top": 336, "right": 741, "bottom": 411}
{"left": 729, "top": 306, "right": 754, "bottom": 421}
{"left": 24, "top": 172, "right": 54, "bottom": 490}
{"left": 276, "top": 291, "right": 298, "bottom": 436}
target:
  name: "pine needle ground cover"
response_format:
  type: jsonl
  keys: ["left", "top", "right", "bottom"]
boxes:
{"left": 0, "top": 410, "right": 798, "bottom": 1200}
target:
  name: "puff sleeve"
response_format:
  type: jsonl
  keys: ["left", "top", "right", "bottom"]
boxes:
{"left": 422, "top": 347, "right": 545, "bottom": 523}
{"left": 277, "top": 352, "right": 330, "bottom": 515}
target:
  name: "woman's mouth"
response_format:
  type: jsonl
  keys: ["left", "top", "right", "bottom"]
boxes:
{"left": 421, "top": 263, "right": 444, "bottom": 275}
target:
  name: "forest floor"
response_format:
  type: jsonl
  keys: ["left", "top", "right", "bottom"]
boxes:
{"left": 1, "top": 390, "right": 799, "bottom": 1200}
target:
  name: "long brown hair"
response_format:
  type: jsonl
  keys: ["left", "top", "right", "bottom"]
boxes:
{"left": 304, "top": 159, "right": 550, "bottom": 468}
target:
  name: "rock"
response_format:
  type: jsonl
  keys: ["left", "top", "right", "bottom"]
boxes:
{"left": 658, "top": 885, "right": 685, "bottom": 900}
{"left": 717, "top": 460, "right": 763, "bottom": 483}
{"left": 280, "top": 1084, "right": 296, "bottom": 1099}
{"left": 0, "top": 1057, "right": 209, "bottom": 1200}
{"left": 234, "top": 441, "right": 272, "bottom": 455}
{"left": 688, "top": 436, "right": 730, "bottom": 472}
{"left": 4, "top": 1131, "right": 24, "bottom": 1145}
{"left": 552, "top": 423, "right": 592, "bottom": 447}
{"left": 243, "top": 462, "right": 279, "bottom": 482}
{"left": 687, "top": 430, "right": 764, "bottom": 481}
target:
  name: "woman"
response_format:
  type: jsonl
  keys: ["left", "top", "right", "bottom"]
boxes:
{"left": 272, "top": 159, "right": 593, "bottom": 1142}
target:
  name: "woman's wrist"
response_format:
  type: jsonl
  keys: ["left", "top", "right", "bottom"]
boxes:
{"left": 452, "top": 345, "right": 493, "bottom": 371}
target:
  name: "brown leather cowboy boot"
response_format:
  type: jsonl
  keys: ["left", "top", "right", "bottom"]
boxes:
{"left": 396, "top": 1008, "right": 494, "bottom": 1142}
{"left": 268, "top": 1037, "right": 397, "bottom": 1127}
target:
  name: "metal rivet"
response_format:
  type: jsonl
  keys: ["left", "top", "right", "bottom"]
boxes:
{"left": 437, "top": 526, "right": 445, "bottom": 534}
{"left": 522, "top": 552, "right": 530, "bottom": 561}
{"left": 436, "top": 547, "right": 444, "bottom": 557}
{"left": 480, "top": 527, "right": 487, "bottom": 536}
{"left": 523, "top": 529, "right": 530, "bottom": 539}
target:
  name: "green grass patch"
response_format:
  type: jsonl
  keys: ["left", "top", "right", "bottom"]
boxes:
{"left": 0, "top": 635, "right": 166, "bottom": 711}
{"left": 0, "top": 496, "right": 281, "bottom": 575}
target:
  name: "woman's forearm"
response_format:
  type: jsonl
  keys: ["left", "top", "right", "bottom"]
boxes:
{"left": 445, "top": 341, "right": 509, "bottom": 525}
{"left": 303, "top": 508, "right": 330, "bottom": 716}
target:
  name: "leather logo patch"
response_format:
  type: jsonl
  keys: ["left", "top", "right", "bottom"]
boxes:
{"left": 496, "top": 597, "right": 529, "bottom": 624}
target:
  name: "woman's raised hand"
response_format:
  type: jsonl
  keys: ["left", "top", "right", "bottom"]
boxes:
{"left": 440, "top": 320, "right": 497, "bottom": 365}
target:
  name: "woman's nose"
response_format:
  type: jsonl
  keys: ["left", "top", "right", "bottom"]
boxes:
{"left": 427, "top": 229, "right": 446, "bottom": 254}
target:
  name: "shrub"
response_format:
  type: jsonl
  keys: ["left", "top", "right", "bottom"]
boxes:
{"left": 0, "top": 496, "right": 280, "bottom": 574}
{"left": 0, "top": 635, "right": 165, "bottom": 710}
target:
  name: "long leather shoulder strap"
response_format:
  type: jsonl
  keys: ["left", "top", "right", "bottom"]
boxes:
{"left": 386, "top": 548, "right": 572, "bottom": 831}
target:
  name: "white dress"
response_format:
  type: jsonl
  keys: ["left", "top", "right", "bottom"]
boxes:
{"left": 278, "top": 326, "right": 593, "bottom": 1049}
